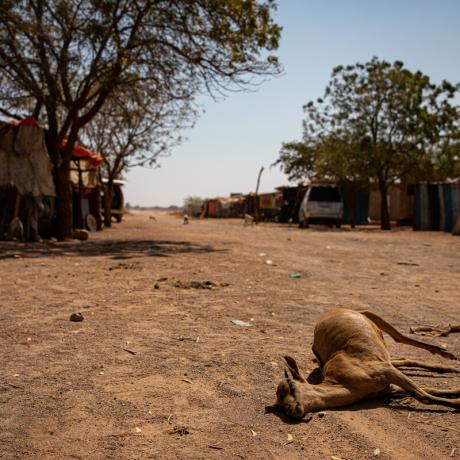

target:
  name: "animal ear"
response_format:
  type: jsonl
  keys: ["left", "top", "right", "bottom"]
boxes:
{"left": 284, "top": 356, "right": 307, "bottom": 382}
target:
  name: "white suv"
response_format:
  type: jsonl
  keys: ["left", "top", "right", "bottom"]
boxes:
{"left": 298, "top": 184, "right": 343, "bottom": 228}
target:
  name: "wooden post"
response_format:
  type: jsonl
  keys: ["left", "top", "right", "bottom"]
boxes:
{"left": 254, "top": 166, "right": 264, "bottom": 224}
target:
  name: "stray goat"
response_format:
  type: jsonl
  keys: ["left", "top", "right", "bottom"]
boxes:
{"left": 183, "top": 213, "right": 189, "bottom": 225}
{"left": 7, "top": 217, "right": 24, "bottom": 242}
{"left": 244, "top": 213, "right": 255, "bottom": 226}
{"left": 268, "top": 308, "right": 460, "bottom": 418}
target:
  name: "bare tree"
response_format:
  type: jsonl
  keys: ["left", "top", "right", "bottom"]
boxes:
{"left": 82, "top": 85, "right": 196, "bottom": 226}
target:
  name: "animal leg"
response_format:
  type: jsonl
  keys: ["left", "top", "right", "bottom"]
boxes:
{"left": 391, "top": 358, "right": 459, "bottom": 373}
{"left": 388, "top": 367, "right": 460, "bottom": 409}
{"left": 360, "top": 311, "right": 457, "bottom": 360}
{"left": 421, "top": 387, "right": 460, "bottom": 397}
{"left": 295, "top": 381, "right": 364, "bottom": 414}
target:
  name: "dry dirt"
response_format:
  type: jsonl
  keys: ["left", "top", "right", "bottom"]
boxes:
{"left": 1, "top": 211, "right": 459, "bottom": 459}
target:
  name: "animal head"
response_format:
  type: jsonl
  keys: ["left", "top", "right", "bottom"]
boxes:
{"left": 269, "top": 356, "right": 320, "bottom": 419}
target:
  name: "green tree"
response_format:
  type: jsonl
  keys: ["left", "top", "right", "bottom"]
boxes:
{"left": 0, "top": 0, "right": 281, "bottom": 239}
{"left": 277, "top": 58, "right": 459, "bottom": 229}
{"left": 183, "top": 196, "right": 204, "bottom": 217}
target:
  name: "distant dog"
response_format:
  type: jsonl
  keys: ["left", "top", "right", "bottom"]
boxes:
{"left": 244, "top": 214, "right": 254, "bottom": 226}
{"left": 149, "top": 215, "right": 157, "bottom": 221}
{"left": 183, "top": 214, "right": 189, "bottom": 225}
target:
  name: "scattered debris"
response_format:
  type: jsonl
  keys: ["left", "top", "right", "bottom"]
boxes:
{"left": 5, "top": 382, "right": 22, "bottom": 390}
{"left": 112, "top": 345, "right": 137, "bottom": 355}
{"left": 73, "top": 229, "right": 89, "bottom": 240}
{"left": 169, "top": 426, "right": 190, "bottom": 436}
{"left": 397, "top": 261, "right": 419, "bottom": 266}
{"left": 373, "top": 448, "right": 381, "bottom": 457}
{"left": 157, "top": 277, "right": 168, "bottom": 282}
{"left": 410, "top": 325, "right": 460, "bottom": 337}
{"left": 177, "top": 336, "right": 199, "bottom": 342}
{"left": 450, "top": 448, "right": 456, "bottom": 457}
{"left": 135, "top": 427, "right": 142, "bottom": 433}
{"left": 259, "top": 253, "right": 266, "bottom": 257}
{"left": 167, "top": 414, "right": 173, "bottom": 424}
{"left": 250, "top": 429, "right": 257, "bottom": 437}
{"left": 69, "top": 312, "right": 84, "bottom": 322}
{"left": 174, "top": 280, "right": 221, "bottom": 290}
{"left": 209, "top": 445, "right": 224, "bottom": 450}
{"left": 283, "top": 433, "right": 294, "bottom": 446}
{"left": 265, "top": 260, "right": 273, "bottom": 265}
{"left": 109, "top": 262, "right": 142, "bottom": 271}
{"left": 331, "top": 456, "right": 343, "bottom": 460}
{"left": 181, "top": 378, "right": 192, "bottom": 384}
{"left": 231, "top": 319, "right": 252, "bottom": 327}
{"left": 289, "top": 273, "right": 301, "bottom": 279}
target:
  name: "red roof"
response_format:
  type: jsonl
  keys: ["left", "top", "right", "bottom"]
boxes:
{"left": 60, "top": 138, "right": 103, "bottom": 167}
{"left": 8, "top": 116, "right": 40, "bottom": 127}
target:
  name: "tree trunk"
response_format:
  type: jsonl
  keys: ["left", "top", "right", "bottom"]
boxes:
{"left": 342, "top": 182, "right": 356, "bottom": 229}
{"left": 103, "top": 181, "right": 113, "bottom": 228}
{"left": 378, "top": 178, "right": 391, "bottom": 230}
{"left": 54, "top": 158, "right": 73, "bottom": 240}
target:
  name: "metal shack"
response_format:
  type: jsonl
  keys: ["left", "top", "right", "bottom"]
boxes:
{"left": 61, "top": 138, "right": 104, "bottom": 231}
{"left": 413, "top": 182, "right": 460, "bottom": 233}
{"left": 0, "top": 117, "right": 55, "bottom": 241}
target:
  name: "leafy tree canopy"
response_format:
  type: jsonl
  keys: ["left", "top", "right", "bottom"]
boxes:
{"left": 276, "top": 57, "right": 460, "bottom": 229}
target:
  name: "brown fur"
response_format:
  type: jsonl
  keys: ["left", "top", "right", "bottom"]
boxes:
{"left": 269, "top": 308, "right": 460, "bottom": 419}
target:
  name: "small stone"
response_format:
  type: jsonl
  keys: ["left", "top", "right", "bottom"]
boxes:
{"left": 317, "top": 412, "right": 326, "bottom": 418}
{"left": 70, "top": 312, "right": 84, "bottom": 322}
{"left": 373, "top": 448, "right": 381, "bottom": 457}
{"left": 154, "top": 283, "right": 160, "bottom": 289}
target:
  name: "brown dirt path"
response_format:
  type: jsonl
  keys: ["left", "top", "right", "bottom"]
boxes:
{"left": 0, "top": 211, "right": 459, "bottom": 459}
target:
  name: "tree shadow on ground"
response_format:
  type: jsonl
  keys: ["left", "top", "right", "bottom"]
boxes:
{"left": 0, "top": 239, "right": 228, "bottom": 260}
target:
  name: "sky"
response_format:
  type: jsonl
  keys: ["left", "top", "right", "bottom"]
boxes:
{"left": 125, "top": 0, "right": 460, "bottom": 207}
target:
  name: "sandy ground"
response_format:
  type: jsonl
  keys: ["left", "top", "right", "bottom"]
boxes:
{"left": 0, "top": 211, "right": 459, "bottom": 459}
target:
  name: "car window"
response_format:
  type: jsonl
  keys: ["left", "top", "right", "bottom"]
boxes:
{"left": 309, "top": 187, "right": 341, "bottom": 202}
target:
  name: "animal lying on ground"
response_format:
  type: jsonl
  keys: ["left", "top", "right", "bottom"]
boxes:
{"left": 267, "top": 308, "right": 460, "bottom": 419}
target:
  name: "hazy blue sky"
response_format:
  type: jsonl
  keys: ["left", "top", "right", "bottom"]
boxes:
{"left": 125, "top": 0, "right": 460, "bottom": 207}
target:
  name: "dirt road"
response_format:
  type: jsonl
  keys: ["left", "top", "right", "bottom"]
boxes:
{"left": 1, "top": 211, "right": 459, "bottom": 459}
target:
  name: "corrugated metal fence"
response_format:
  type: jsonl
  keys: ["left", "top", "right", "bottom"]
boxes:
{"left": 414, "top": 183, "right": 460, "bottom": 232}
